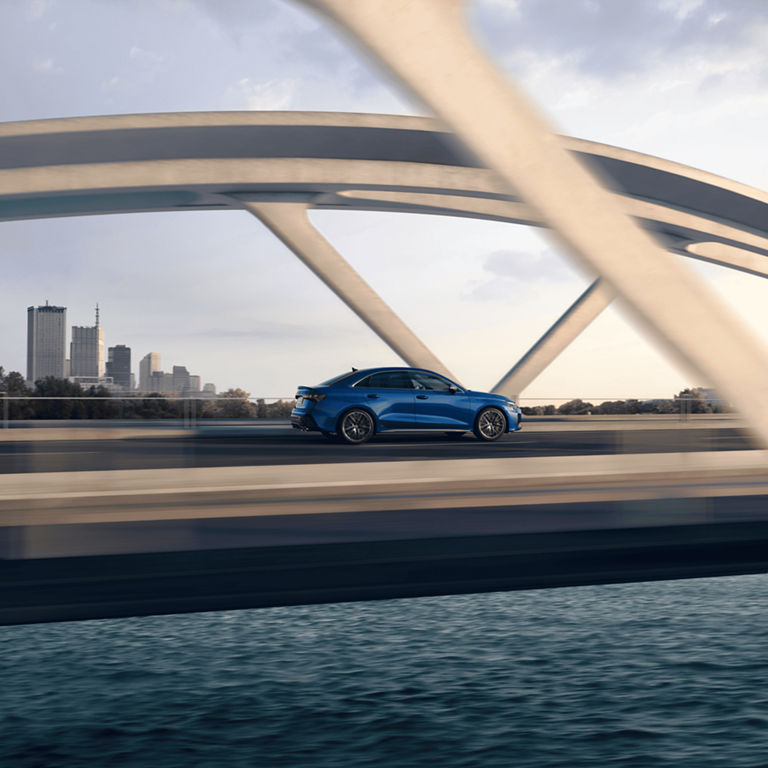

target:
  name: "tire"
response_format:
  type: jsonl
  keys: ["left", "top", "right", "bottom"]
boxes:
{"left": 338, "top": 408, "right": 375, "bottom": 445}
{"left": 473, "top": 407, "right": 506, "bottom": 441}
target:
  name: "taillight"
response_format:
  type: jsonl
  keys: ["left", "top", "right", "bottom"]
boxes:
{"left": 304, "top": 392, "right": 326, "bottom": 402}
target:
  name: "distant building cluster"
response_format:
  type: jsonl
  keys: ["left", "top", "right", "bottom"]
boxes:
{"left": 138, "top": 352, "right": 211, "bottom": 396}
{"left": 26, "top": 302, "right": 217, "bottom": 396}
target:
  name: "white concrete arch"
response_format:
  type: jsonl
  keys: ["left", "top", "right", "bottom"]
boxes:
{"left": 2, "top": 110, "right": 768, "bottom": 433}
{"left": 2, "top": 111, "right": 767, "bottom": 265}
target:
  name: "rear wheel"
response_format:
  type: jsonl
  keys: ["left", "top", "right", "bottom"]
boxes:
{"left": 473, "top": 407, "right": 506, "bottom": 441}
{"left": 338, "top": 409, "right": 375, "bottom": 445}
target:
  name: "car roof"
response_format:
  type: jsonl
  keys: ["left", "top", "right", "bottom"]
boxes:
{"left": 347, "top": 366, "right": 440, "bottom": 377}
{"left": 324, "top": 367, "right": 449, "bottom": 385}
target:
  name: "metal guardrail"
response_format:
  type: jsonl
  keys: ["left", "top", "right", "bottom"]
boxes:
{"left": 0, "top": 394, "right": 295, "bottom": 429}
{"left": 516, "top": 395, "right": 730, "bottom": 422}
{"left": 0, "top": 393, "right": 729, "bottom": 429}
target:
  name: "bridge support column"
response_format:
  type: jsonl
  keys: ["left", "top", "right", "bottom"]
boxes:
{"left": 241, "top": 200, "right": 456, "bottom": 381}
{"left": 301, "top": 0, "right": 768, "bottom": 448}
{"left": 492, "top": 279, "right": 615, "bottom": 399}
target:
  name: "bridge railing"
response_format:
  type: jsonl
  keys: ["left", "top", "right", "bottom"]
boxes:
{"left": 0, "top": 393, "right": 733, "bottom": 430}
{"left": 0, "top": 395, "right": 295, "bottom": 429}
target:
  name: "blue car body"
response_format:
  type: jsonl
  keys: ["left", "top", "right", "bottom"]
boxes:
{"left": 291, "top": 367, "right": 522, "bottom": 441}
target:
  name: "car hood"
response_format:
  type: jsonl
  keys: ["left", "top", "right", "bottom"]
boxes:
{"left": 467, "top": 391, "right": 514, "bottom": 403}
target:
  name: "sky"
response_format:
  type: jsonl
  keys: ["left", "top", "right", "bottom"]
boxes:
{"left": 1, "top": 0, "right": 767, "bottom": 401}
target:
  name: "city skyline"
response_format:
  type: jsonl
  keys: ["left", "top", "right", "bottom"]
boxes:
{"left": 1, "top": 2, "right": 767, "bottom": 399}
{"left": 19, "top": 300, "right": 216, "bottom": 394}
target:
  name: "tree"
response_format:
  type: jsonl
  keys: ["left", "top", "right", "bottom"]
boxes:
{"left": 674, "top": 387, "right": 710, "bottom": 414}
{"left": 6, "top": 371, "right": 30, "bottom": 396}
{"left": 217, "top": 388, "right": 255, "bottom": 418}
{"left": 265, "top": 399, "right": 294, "bottom": 418}
{"left": 222, "top": 388, "right": 250, "bottom": 399}
{"left": 593, "top": 399, "right": 627, "bottom": 415}
{"left": 129, "top": 394, "right": 182, "bottom": 420}
{"left": 0, "top": 368, "right": 34, "bottom": 419}
{"left": 558, "top": 398, "right": 594, "bottom": 415}
{"left": 32, "top": 376, "right": 86, "bottom": 419}
{"left": 84, "top": 385, "right": 119, "bottom": 419}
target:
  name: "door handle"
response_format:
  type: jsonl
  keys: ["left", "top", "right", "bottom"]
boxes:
{"left": 367, "top": 393, "right": 379, "bottom": 399}
{"left": 416, "top": 394, "right": 428, "bottom": 399}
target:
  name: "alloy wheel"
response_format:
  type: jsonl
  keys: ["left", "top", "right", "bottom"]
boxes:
{"left": 340, "top": 409, "right": 374, "bottom": 444}
{"left": 475, "top": 407, "right": 505, "bottom": 441}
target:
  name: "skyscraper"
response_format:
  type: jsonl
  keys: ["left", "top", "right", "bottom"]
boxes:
{"left": 106, "top": 345, "right": 132, "bottom": 390}
{"left": 70, "top": 305, "right": 104, "bottom": 378}
{"left": 172, "top": 365, "right": 190, "bottom": 393}
{"left": 27, "top": 302, "right": 66, "bottom": 384}
{"left": 139, "top": 352, "right": 162, "bottom": 392}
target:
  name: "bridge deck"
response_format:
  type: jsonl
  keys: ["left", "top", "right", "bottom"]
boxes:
{"left": 2, "top": 448, "right": 768, "bottom": 625}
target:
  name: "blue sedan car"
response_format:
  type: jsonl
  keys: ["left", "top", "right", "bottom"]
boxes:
{"left": 291, "top": 367, "right": 522, "bottom": 444}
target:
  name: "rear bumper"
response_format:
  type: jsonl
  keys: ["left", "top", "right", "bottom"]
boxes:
{"left": 291, "top": 413, "right": 320, "bottom": 432}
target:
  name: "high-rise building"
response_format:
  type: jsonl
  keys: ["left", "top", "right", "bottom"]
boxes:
{"left": 106, "top": 345, "right": 132, "bottom": 390}
{"left": 27, "top": 302, "right": 66, "bottom": 384}
{"left": 172, "top": 365, "right": 190, "bottom": 393}
{"left": 70, "top": 306, "right": 105, "bottom": 378}
{"left": 149, "top": 370, "right": 174, "bottom": 393}
{"left": 139, "top": 352, "right": 161, "bottom": 392}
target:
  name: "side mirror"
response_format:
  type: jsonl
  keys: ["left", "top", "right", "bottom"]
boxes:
{"left": 448, "top": 385, "right": 459, "bottom": 395}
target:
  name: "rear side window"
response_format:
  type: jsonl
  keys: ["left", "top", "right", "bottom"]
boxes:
{"left": 357, "top": 372, "right": 414, "bottom": 389}
{"left": 318, "top": 372, "right": 358, "bottom": 386}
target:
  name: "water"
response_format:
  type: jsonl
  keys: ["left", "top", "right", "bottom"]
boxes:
{"left": 2, "top": 575, "right": 767, "bottom": 767}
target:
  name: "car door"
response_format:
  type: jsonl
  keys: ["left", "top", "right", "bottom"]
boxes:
{"left": 354, "top": 371, "right": 415, "bottom": 429}
{"left": 409, "top": 371, "right": 474, "bottom": 429}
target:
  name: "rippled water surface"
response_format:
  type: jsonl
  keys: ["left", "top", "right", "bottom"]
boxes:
{"left": 3, "top": 575, "right": 768, "bottom": 767}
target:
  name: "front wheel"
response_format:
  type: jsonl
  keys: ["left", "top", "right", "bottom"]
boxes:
{"left": 338, "top": 409, "right": 375, "bottom": 445}
{"left": 473, "top": 407, "right": 506, "bottom": 441}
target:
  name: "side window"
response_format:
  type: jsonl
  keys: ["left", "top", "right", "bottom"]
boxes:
{"left": 361, "top": 372, "right": 414, "bottom": 389}
{"left": 386, "top": 372, "right": 415, "bottom": 389}
{"left": 411, "top": 372, "right": 454, "bottom": 392}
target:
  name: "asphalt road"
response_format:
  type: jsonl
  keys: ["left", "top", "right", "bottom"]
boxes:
{"left": 0, "top": 422, "right": 751, "bottom": 474}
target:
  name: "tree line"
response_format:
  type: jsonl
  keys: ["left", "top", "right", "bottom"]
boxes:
{"left": 1, "top": 369, "right": 726, "bottom": 420}
{"left": 0, "top": 369, "right": 294, "bottom": 420}
{"left": 520, "top": 388, "right": 728, "bottom": 416}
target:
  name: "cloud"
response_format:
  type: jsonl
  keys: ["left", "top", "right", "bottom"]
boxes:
{"left": 486, "top": 248, "right": 575, "bottom": 280}
{"left": 472, "top": 0, "right": 768, "bottom": 81}
{"left": 101, "top": 76, "right": 121, "bottom": 92}
{"left": 33, "top": 57, "right": 62, "bottom": 74}
{"left": 658, "top": 0, "right": 705, "bottom": 21}
{"left": 226, "top": 76, "right": 298, "bottom": 110}
{"left": 128, "top": 46, "right": 163, "bottom": 65}
{"left": 186, "top": 324, "right": 335, "bottom": 341}
{"left": 467, "top": 248, "right": 579, "bottom": 301}
{"left": 24, "top": 0, "right": 53, "bottom": 22}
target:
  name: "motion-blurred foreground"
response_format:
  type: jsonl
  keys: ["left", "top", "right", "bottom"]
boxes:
{"left": 2, "top": 413, "right": 768, "bottom": 625}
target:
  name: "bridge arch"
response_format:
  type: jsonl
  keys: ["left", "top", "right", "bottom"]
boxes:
{"left": 2, "top": 111, "right": 767, "bottom": 395}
